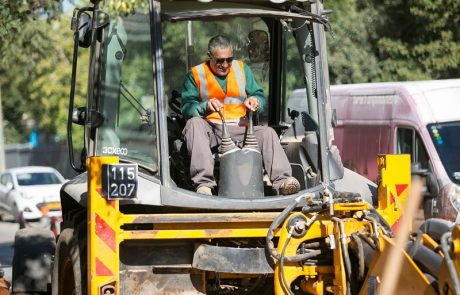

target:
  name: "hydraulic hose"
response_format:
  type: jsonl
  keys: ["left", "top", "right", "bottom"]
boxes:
{"left": 350, "top": 233, "right": 365, "bottom": 281}
{"left": 266, "top": 196, "right": 321, "bottom": 263}
{"left": 368, "top": 207, "right": 395, "bottom": 238}
{"left": 279, "top": 227, "right": 295, "bottom": 295}
{"left": 332, "top": 217, "right": 352, "bottom": 286}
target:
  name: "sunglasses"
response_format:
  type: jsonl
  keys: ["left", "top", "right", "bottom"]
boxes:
{"left": 212, "top": 56, "right": 234, "bottom": 65}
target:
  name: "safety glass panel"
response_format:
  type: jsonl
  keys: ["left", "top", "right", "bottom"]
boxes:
{"left": 162, "top": 17, "right": 270, "bottom": 124}
{"left": 97, "top": 8, "right": 158, "bottom": 171}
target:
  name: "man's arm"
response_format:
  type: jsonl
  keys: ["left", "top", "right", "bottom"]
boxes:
{"left": 181, "top": 72, "right": 208, "bottom": 119}
{"left": 244, "top": 63, "right": 266, "bottom": 112}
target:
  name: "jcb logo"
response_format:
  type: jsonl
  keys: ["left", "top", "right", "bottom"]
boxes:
{"left": 102, "top": 146, "right": 128, "bottom": 156}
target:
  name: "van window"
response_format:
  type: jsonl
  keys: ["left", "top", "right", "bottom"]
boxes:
{"left": 396, "top": 128, "right": 429, "bottom": 169}
{"left": 428, "top": 122, "right": 460, "bottom": 184}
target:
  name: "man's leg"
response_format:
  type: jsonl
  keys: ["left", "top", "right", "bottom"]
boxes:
{"left": 253, "top": 126, "right": 299, "bottom": 194}
{"left": 182, "top": 117, "right": 219, "bottom": 190}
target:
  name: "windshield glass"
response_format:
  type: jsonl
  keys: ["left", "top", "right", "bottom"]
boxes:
{"left": 97, "top": 8, "right": 158, "bottom": 171}
{"left": 17, "top": 172, "right": 63, "bottom": 186}
{"left": 162, "top": 15, "right": 271, "bottom": 124}
{"left": 428, "top": 121, "right": 460, "bottom": 184}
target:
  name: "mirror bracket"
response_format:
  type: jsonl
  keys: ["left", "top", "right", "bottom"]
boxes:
{"left": 87, "top": 109, "right": 104, "bottom": 128}
{"left": 72, "top": 107, "right": 87, "bottom": 125}
{"left": 94, "top": 10, "right": 110, "bottom": 29}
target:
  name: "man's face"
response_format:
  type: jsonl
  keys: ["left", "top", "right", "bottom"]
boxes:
{"left": 208, "top": 47, "right": 233, "bottom": 77}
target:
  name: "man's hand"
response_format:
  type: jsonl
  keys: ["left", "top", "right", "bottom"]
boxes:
{"left": 207, "top": 98, "right": 222, "bottom": 112}
{"left": 244, "top": 96, "right": 259, "bottom": 112}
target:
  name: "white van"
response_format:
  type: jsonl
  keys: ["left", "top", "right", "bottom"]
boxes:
{"left": 330, "top": 79, "right": 460, "bottom": 221}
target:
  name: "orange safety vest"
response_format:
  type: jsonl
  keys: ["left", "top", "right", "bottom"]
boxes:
{"left": 191, "top": 60, "right": 247, "bottom": 124}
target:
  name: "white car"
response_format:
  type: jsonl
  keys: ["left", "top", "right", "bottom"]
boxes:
{"left": 0, "top": 166, "right": 65, "bottom": 222}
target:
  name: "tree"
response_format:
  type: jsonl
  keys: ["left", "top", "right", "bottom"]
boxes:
{"left": 326, "top": 0, "right": 382, "bottom": 84}
{"left": 357, "top": 0, "right": 460, "bottom": 81}
{"left": 0, "top": 1, "right": 63, "bottom": 143}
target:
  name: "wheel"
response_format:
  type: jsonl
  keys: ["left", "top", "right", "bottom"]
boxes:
{"left": 12, "top": 228, "right": 56, "bottom": 294}
{"left": 52, "top": 226, "right": 87, "bottom": 295}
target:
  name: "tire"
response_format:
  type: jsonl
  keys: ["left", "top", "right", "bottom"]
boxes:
{"left": 52, "top": 226, "right": 87, "bottom": 295}
{"left": 419, "top": 218, "right": 454, "bottom": 242}
{"left": 12, "top": 228, "right": 56, "bottom": 294}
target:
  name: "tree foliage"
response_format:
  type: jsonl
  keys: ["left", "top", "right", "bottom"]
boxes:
{"left": 0, "top": 1, "right": 63, "bottom": 143}
{"left": 0, "top": 1, "right": 88, "bottom": 144}
{"left": 326, "top": 0, "right": 460, "bottom": 83}
{"left": 370, "top": 0, "right": 460, "bottom": 80}
{"left": 326, "top": 0, "right": 381, "bottom": 84}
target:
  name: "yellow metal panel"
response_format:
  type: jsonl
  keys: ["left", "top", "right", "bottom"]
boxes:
{"left": 121, "top": 228, "right": 274, "bottom": 240}
{"left": 376, "top": 154, "right": 411, "bottom": 233}
{"left": 359, "top": 235, "right": 436, "bottom": 295}
{"left": 333, "top": 202, "right": 369, "bottom": 212}
{"left": 87, "top": 156, "right": 120, "bottom": 295}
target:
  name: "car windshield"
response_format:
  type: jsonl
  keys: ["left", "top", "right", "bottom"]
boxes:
{"left": 16, "top": 172, "right": 63, "bottom": 186}
{"left": 428, "top": 121, "right": 460, "bottom": 184}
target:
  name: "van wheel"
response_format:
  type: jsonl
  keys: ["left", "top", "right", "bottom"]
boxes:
{"left": 52, "top": 227, "right": 87, "bottom": 295}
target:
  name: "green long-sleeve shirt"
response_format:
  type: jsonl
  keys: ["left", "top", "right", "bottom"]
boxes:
{"left": 180, "top": 61, "right": 266, "bottom": 120}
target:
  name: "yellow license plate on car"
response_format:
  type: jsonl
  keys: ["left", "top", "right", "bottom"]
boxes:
{"left": 46, "top": 202, "right": 61, "bottom": 211}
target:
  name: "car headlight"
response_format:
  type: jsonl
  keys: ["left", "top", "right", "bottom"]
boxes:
{"left": 20, "top": 191, "right": 32, "bottom": 199}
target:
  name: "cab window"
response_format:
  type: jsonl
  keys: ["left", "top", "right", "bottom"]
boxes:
{"left": 161, "top": 17, "right": 271, "bottom": 124}
{"left": 396, "top": 127, "right": 429, "bottom": 169}
{"left": 97, "top": 8, "right": 158, "bottom": 171}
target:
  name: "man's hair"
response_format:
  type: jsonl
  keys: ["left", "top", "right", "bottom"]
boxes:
{"left": 208, "top": 35, "right": 233, "bottom": 54}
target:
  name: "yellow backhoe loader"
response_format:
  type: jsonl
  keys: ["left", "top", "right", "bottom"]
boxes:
{"left": 10, "top": 1, "right": 460, "bottom": 294}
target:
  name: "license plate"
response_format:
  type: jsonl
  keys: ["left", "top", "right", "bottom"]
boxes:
{"left": 102, "top": 164, "right": 138, "bottom": 200}
{"left": 46, "top": 202, "right": 61, "bottom": 210}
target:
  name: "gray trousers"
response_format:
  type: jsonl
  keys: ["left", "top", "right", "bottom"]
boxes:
{"left": 182, "top": 117, "right": 292, "bottom": 192}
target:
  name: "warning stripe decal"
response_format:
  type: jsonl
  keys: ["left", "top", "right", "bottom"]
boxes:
{"left": 396, "top": 184, "right": 408, "bottom": 196}
{"left": 95, "top": 213, "right": 116, "bottom": 252}
{"left": 96, "top": 187, "right": 116, "bottom": 209}
{"left": 96, "top": 257, "right": 113, "bottom": 276}
{"left": 390, "top": 192, "right": 395, "bottom": 204}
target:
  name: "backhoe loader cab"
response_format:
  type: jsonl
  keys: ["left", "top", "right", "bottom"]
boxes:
{"left": 14, "top": 1, "right": 431, "bottom": 295}
{"left": 67, "top": 0, "right": 376, "bottom": 203}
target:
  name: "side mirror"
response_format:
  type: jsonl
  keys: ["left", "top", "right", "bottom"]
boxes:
{"left": 328, "top": 145, "right": 344, "bottom": 181}
{"left": 6, "top": 183, "right": 14, "bottom": 191}
{"left": 425, "top": 171, "right": 439, "bottom": 198}
{"left": 247, "top": 30, "right": 270, "bottom": 63}
{"left": 411, "top": 162, "right": 439, "bottom": 199}
{"left": 78, "top": 12, "right": 93, "bottom": 48}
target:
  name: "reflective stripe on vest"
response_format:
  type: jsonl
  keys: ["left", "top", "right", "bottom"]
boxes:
{"left": 191, "top": 60, "right": 247, "bottom": 124}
